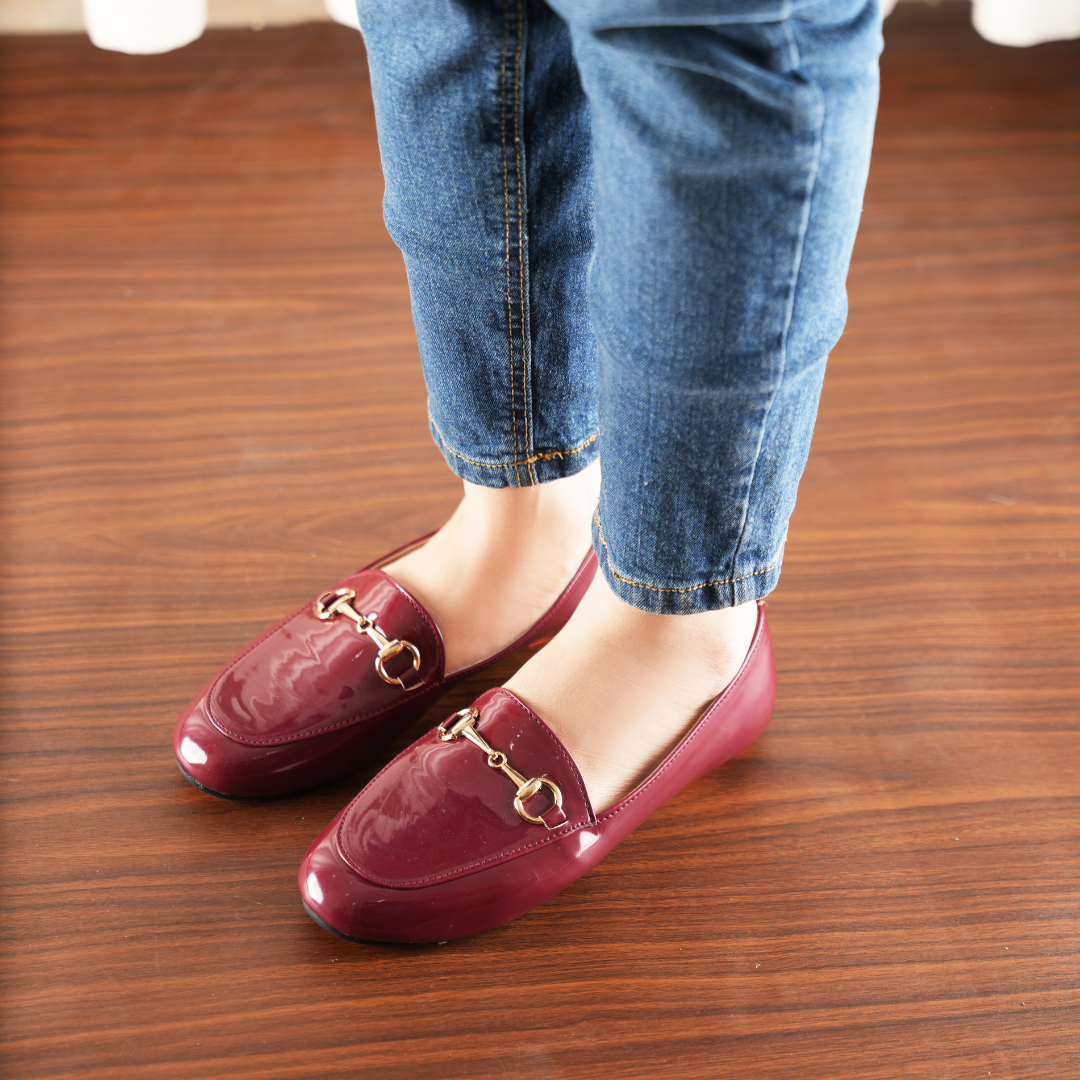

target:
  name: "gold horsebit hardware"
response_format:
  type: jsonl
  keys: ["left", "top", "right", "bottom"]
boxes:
{"left": 437, "top": 708, "right": 564, "bottom": 828}
{"left": 314, "top": 587, "right": 422, "bottom": 688}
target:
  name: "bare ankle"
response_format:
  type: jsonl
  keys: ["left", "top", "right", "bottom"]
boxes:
{"left": 505, "top": 574, "right": 759, "bottom": 811}
{"left": 382, "top": 462, "right": 600, "bottom": 672}
{"left": 456, "top": 460, "right": 599, "bottom": 539}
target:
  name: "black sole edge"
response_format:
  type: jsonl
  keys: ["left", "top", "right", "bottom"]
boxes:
{"left": 174, "top": 759, "right": 271, "bottom": 801}
{"left": 174, "top": 758, "right": 327, "bottom": 801}
{"left": 301, "top": 902, "right": 447, "bottom": 948}
{"left": 176, "top": 760, "right": 253, "bottom": 803}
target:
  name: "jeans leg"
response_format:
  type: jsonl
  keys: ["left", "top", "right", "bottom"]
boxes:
{"left": 548, "top": 0, "right": 882, "bottom": 612}
{"left": 356, "top": 0, "right": 598, "bottom": 487}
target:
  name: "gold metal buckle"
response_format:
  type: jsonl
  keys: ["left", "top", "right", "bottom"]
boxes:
{"left": 314, "top": 587, "right": 422, "bottom": 688}
{"left": 437, "top": 708, "right": 563, "bottom": 828}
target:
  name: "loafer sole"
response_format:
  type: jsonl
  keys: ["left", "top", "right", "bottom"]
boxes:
{"left": 302, "top": 901, "right": 449, "bottom": 947}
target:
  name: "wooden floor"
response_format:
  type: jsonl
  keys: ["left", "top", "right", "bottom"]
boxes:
{"left": 2, "top": 6, "right": 1078, "bottom": 1077}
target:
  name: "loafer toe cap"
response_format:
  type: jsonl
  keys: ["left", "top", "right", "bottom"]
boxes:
{"left": 173, "top": 688, "right": 302, "bottom": 798}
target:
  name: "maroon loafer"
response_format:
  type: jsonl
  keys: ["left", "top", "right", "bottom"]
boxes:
{"left": 173, "top": 536, "right": 598, "bottom": 798}
{"left": 298, "top": 602, "right": 776, "bottom": 943}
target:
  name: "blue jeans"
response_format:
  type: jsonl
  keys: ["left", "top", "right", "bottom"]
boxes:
{"left": 355, "top": 0, "right": 881, "bottom": 614}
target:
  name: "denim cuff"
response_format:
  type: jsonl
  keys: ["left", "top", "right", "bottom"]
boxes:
{"left": 592, "top": 511, "right": 784, "bottom": 615}
{"left": 428, "top": 416, "right": 599, "bottom": 489}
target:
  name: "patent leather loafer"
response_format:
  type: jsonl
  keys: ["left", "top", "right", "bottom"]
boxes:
{"left": 298, "top": 602, "right": 776, "bottom": 943}
{"left": 173, "top": 537, "right": 598, "bottom": 798}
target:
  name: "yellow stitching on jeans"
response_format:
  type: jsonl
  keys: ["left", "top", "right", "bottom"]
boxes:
{"left": 593, "top": 511, "right": 781, "bottom": 593}
{"left": 429, "top": 415, "right": 597, "bottom": 469}
{"left": 532, "top": 436, "right": 598, "bottom": 462}
{"left": 498, "top": 5, "right": 520, "bottom": 484}
{"left": 511, "top": 0, "right": 532, "bottom": 485}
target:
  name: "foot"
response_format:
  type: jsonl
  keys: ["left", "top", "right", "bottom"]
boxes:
{"left": 505, "top": 572, "right": 758, "bottom": 813}
{"left": 382, "top": 462, "right": 600, "bottom": 674}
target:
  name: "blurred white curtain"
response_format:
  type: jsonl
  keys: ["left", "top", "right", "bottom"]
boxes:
{"left": 878, "top": 0, "right": 1079, "bottom": 44}
{"left": 82, "top": 0, "right": 357, "bottom": 53}
{"left": 83, "top": 0, "right": 207, "bottom": 53}
{"left": 321, "top": 0, "right": 358, "bottom": 30}
{"left": 78, "top": 0, "right": 1080, "bottom": 54}
{"left": 971, "top": 0, "right": 1080, "bottom": 45}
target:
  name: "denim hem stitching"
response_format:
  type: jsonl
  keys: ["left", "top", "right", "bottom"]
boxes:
{"left": 498, "top": 5, "right": 520, "bottom": 485}
{"left": 593, "top": 511, "right": 780, "bottom": 593}
{"left": 430, "top": 415, "right": 597, "bottom": 470}
{"left": 511, "top": 0, "right": 533, "bottom": 485}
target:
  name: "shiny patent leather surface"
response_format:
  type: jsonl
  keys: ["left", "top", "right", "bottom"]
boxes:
{"left": 340, "top": 688, "right": 594, "bottom": 888}
{"left": 298, "top": 603, "right": 776, "bottom": 943}
{"left": 207, "top": 570, "right": 442, "bottom": 745}
{"left": 173, "top": 538, "right": 598, "bottom": 798}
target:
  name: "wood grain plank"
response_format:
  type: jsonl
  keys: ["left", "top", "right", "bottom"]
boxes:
{"left": 1, "top": 5, "right": 1078, "bottom": 1078}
